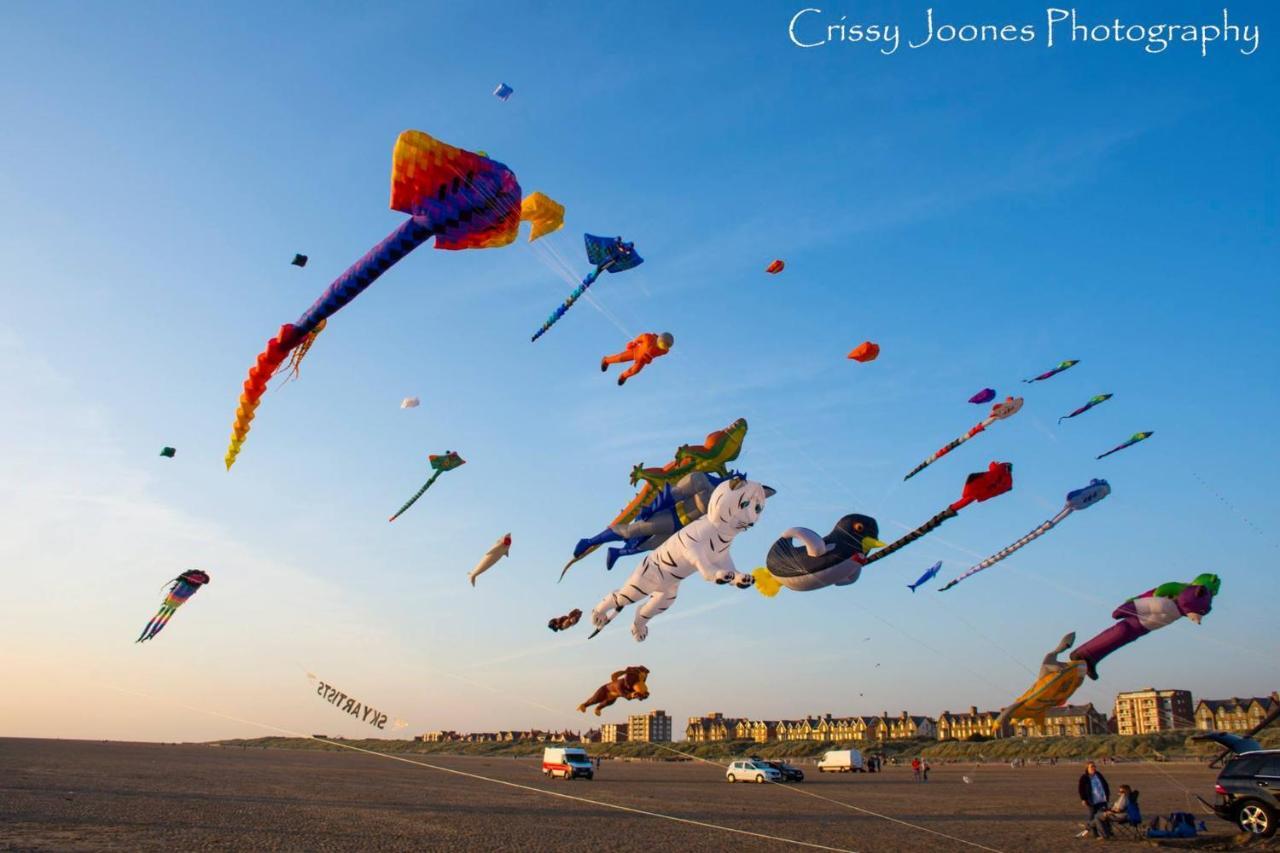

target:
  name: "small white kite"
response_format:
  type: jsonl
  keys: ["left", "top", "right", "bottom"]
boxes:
{"left": 469, "top": 534, "right": 512, "bottom": 586}
{"left": 400, "top": 397, "right": 420, "bottom": 409}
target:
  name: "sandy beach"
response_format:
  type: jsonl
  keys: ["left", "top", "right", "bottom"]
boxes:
{"left": 0, "top": 738, "right": 1231, "bottom": 852}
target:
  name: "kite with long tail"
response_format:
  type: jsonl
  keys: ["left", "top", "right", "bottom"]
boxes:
{"left": 1059, "top": 394, "right": 1112, "bottom": 424}
{"left": 388, "top": 451, "right": 465, "bottom": 522}
{"left": 1097, "top": 431, "right": 1153, "bottom": 459}
{"left": 939, "top": 479, "right": 1110, "bottom": 591}
{"left": 903, "top": 397, "right": 1023, "bottom": 481}
{"left": 866, "top": 462, "right": 1014, "bottom": 565}
{"left": 136, "top": 570, "right": 210, "bottom": 643}
{"left": 223, "top": 130, "right": 562, "bottom": 469}
{"left": 530, "top": 233, "right": 643, "bottom": 342}
{"left": 1024, "top": 359, "right": 1079, "bottom": 383}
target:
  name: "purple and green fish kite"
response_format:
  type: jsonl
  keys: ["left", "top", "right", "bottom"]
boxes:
{"left": 1059, "top": 393, "right": 1113, "bottom": 424}
{"left": 1097, "top": 432, "right": 1153, "bottom": 460}
{"left": 1024, "top": 359, "right": 1079, "bottom": 383}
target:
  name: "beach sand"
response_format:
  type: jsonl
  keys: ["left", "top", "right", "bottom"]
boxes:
{"left": 0, "top": 738, "right": 1227, "bottom": 851}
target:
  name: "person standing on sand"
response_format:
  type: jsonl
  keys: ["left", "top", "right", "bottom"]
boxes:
{"left": 911, "top": 757, "right": 921, "bottom": 781}
{"left": 1076, "top": 760, "right": 1110, "bottom": 838}
{"left": 922, "top": 760, "right": 930, "bottom": 782}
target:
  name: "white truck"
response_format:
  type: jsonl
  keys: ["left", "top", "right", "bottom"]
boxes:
{"left": 542, "top": 747, "right": 594, "bottom": 780}
{"left": 817, "top": 749, "right": 865, "bottom": 773}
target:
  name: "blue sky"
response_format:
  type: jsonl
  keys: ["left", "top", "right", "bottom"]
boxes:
{"left": 1, "top": 1, "right": 1276, "bottom": 741}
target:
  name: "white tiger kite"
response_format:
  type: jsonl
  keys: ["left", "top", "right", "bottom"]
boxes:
{"left": 590, "top": 477, "right": 772, "bottom": 642}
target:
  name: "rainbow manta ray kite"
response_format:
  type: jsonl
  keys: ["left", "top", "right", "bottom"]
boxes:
{"left": 904, "top": 397, "right": 1023, "bottom": 481}
{"left": 530, "top": 233, "right": 643, "bottom": 342}
{"left": 136, "top": 570, "right": 210, "bottom": 643}
{"left": 939, "top": 479, "right": 1111, "bottom": 591}
{"left": 223, "top": 130, "right": 562, "bottom": 469}
{"left": 388, "top": 451, "right": 466, "bottom": 522}
{"left": 1023, "top": 359, "right": 1079, "bottom": 383}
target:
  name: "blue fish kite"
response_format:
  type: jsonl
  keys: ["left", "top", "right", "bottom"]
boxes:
{"left": 908, "top": 561, "right": 941, "bottom": 593}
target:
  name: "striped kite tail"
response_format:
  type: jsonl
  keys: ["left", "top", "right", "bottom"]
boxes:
{"left": 865, "top": 509, "right": 957, "bottom": 565}
{"left": 388, "top": 470, "right": 443, "bottom": 522}
{"left": 940, "top": 511, "right": 1068, "bottom": 591}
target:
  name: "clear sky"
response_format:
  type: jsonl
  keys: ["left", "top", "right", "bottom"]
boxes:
{"left": 1, "top": 1, "right": 1276, "bottom": 742}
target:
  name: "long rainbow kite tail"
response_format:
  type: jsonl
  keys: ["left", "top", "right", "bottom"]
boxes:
{"left": 225, "top": 131, "right": 558, "bottom": 469}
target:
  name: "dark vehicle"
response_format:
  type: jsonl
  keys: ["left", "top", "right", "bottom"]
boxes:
{"left": 766, "top": 761, "right": 804, "bottom": 782}
{"left": 1212, "top": 749, "right": 1280, "bottom": 838}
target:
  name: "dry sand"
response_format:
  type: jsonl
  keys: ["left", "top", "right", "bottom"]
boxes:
{"left": 0, "top": 738, "right": 1232, "bottom": 851}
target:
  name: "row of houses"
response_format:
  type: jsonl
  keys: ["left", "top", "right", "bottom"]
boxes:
{"left": 415, "top": 711, "right": 676, "bottom": 746}
{"left": 414, "top": 694, "right": 1274, "bottom": 745}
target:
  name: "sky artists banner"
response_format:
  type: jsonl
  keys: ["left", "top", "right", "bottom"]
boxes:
{"left": 307, "top": 673, "right": 401, "bottom": 730}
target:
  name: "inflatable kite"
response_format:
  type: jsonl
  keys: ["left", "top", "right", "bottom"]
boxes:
{"left": 908, "top": 561, "right": 941, "bottom": 593}
{"left": 531, "top": 233, "right": 642, "bottom": 342}
{"left": 292, "top": 254, "right": 308, "bottom": 267}
{"left": 1069, "top": 573, "right": 1220, "bottom": 680}
{"left": 222, "top": 129, "right": 560, "bottom": 469}
{"left": 1097, "top": 431, "right": 1153, "bottom": 460}
{"left": 867, "top": 462, "right": 1014, "bottom": 565}
{"left": 400, "top": 397, "right": 420, "bottom": 409}
{"left": 578, "top": 666, "right": 649, "bottom": 715}
{"left": 548, "top": 609, "right": 582, "bottom": 632}
{"left": 469, "top": 533, "right": 512, "bottom": 586}
{"left": 159, "top": 446, "right": 176, "bottom": 458}
{"left": 590, "top": 478, "right": 769, "bottom": 641}
{"left": 847, "top": 341, "right": 880, "bottom": 362}
{"left": 903, "top": 397, "right": 1023, "bottom": 481}
{"left": 939, "top": 479, "right": 1111, "bottom": 591}
{"left": 969, "top": 388, "right": 996, "bottom": 405}
{"left": 136, "top": 570, "right": 209, "bottom": 643}
{"left": 1024, "top": 359, "right": 1079, "bottom": 383}
{"left": 766, "top": 259, "right": 785, "bottom": 274}
{"left": 1059, "top": 394, "right": 1112, "bottom": 424}
{"left": 388, "top": 451, "right": 465, "bottom": 522}
{"left": 493, "top": 82, "right": 513, "bottom": 101}
{"left": 601, "top": 332, "right": 673, "bottom": 385}
{"left": 560, "top": 418, "right": 749, "bottom": 579}
{"left": 753, "top": 514, "right": 884, "bottom": 595}
{"left": 996, "top": 632, "right": 1087, "bottom": 729}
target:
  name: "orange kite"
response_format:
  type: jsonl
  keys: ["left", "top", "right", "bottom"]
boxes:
{"left": 601, "top": 332, "right": 674, "bottom": 385}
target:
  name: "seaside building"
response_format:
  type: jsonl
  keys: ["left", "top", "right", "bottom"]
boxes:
{"left": 1012, "top": 704, "right": 1109, "bottom": 738}
{"left": 1194, "top": 696, "right": 1278, "bottom": 733}
{"left": 629, "top": 710, "right": 672, "bottom": 743}
{"left": 686, "top": 712, "right": 746, "bottom": 742}
{"left": 600, "top": 722, "right": 629, "bottom": 743}
{"left": 416, "top": 731, "right": 460, "bottom": 742}
{"left": 582, "top": 728, "right": 602, "bottom": 743}
{"left": 937, "top": 706, "right": 1001, "bottom": 741}
{"left": 1114, "top": 688, "right": 1195, "bottom": 735}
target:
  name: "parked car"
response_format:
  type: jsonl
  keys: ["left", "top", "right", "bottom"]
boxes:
{"left": 542, "top": 747, "right": 594, "bottom": 780}
{"left": 1211, "top": 749, "right": 1280, "bottom": 838}
{"left": 766, "top": 761, "right": 804, "bottom": 782}
{"left": 817, "top": 749, "right": 865, "bottom": 773}
{"left": 726, "top": 759, "right": 782, "bottom": 784}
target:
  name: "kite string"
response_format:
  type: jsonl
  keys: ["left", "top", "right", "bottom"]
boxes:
{"left": 93, "top": 683, "right": 852, "bottom": 853}
{"left": 645, "top": 742, "right": 1004, "bottom": 853}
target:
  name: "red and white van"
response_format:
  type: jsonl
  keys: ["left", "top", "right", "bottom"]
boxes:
{"left": 542, "top": 747, "right": 594, "bottom": 780}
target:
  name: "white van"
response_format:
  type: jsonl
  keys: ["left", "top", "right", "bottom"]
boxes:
{"left": 542, "top": 747, "right": 594, "bottom": 780}
{"left": 817, "top": 749, "right": 865, "bottom": 773}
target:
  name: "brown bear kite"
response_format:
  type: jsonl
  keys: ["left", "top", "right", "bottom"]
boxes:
{"left": 578, "top": 666, "right": 650, "bottom": 715}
